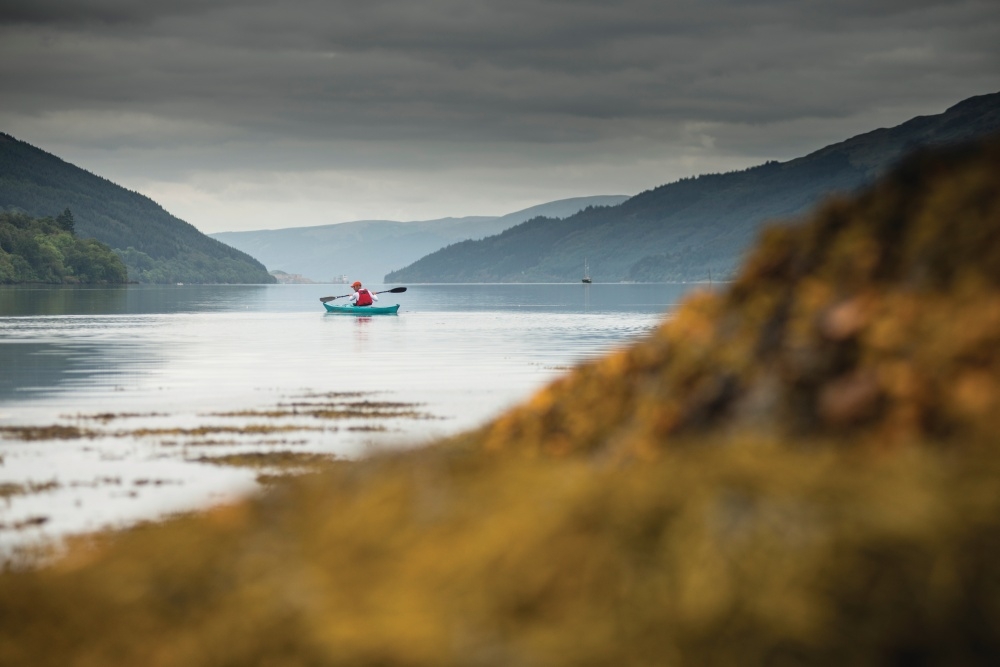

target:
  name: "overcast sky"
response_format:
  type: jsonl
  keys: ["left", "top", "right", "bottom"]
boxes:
{"left": 2, "top": 0, "right": 999, "bottom": 232}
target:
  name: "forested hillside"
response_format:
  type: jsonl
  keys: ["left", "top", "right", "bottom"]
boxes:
{"left": 0, "top": 134, "right": 274, "bottom": 284}
{"left": 0, "top": 210, "right": 126, "bottom": 284}
{"left": 387, "top": 91, "right": 1000, "bottom": 283}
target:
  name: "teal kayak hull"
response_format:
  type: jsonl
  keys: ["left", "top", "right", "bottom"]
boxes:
{"left": 323, "top": 302, "right": 400, "bottom": 315}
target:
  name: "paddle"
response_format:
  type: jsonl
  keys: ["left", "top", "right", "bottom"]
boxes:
{"left": 319, "top": 286, "right": 407, "bottom": 303}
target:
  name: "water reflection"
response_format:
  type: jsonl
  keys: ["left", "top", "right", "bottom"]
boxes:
{"left": 401, "top": 282, "right": 696, "bottom": 313}
{"left": 353, "top": 316, "right": 372, "bottom": 352}
{"left": 0, "top": 285, "right": 131, "bottom": 316}
{"left": 0, "top": 284, "right": 281, "bottom": 317}
{"left": 0, "top": 283, "right": 704, "bottom": 318}
{"left": 0, "top": 342, "right": 97, "bottom": 401}
{"left": 0, "top": 283, "right": 696, "bottom": 557}
{"left": 0, "top": 284, "right": 699, "bottom": 407}
{"left": 0, "top": 323, "right": 161, "bottom": 403}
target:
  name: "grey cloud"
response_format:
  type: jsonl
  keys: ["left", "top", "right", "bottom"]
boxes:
{"left": 0, "top": 0, "right": 225, "bottom": 27}
{"left": 1, "top": 0, "right": 998, "bottom": 185}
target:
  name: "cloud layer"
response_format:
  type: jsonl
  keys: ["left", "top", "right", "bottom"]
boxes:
{"left": 2, "top": 0, "right": 999, "bottom": 230}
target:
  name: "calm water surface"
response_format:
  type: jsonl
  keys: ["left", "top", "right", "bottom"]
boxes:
{"left": 0, "top": 283, "right": 698, "bottom": 558}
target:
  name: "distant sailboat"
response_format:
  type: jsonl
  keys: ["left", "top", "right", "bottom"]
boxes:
{"left": 582, "top": 259, "right": 592, "bottom": 284}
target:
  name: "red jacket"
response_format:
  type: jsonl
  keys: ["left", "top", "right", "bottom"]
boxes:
{"left": 355, "top": 288, "right": 373, "bottom": 306}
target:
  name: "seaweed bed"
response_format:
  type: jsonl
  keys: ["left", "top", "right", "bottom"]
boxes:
{"left": 1, "top": 395, "right": 431, "bottom": 452}
{"left": 1, "top": 139, "right": 1000, "bottom": 665}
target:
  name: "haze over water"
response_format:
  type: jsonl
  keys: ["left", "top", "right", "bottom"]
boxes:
{"left": 0, "top": 283, "right": 696, "bottom": 559}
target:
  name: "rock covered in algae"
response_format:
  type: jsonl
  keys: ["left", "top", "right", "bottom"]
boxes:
{"left": 480, "top": 137, "right": 1000, "bottom": 458}
{"left": 1, "top": 138, "right": 1000, "bottom": 667}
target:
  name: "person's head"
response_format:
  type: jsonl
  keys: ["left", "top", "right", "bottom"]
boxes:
{"left": 352, "top": 281, "right": 362, "bottom": 291}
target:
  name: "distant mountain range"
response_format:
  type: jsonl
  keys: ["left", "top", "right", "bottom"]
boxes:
{"left": 6, "top": 91, "right": 997, "bottom": 286}
{"left": 0, "top": 134, "right": 274, "bottom": 284}
{"left": 386, "top": 91, "right": 1000, "bottom": 284}
{"left": 210, "top": 196, "right": 629, "bottom": 283}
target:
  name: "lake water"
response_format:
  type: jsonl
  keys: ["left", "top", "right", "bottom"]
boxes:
{"left": 0, "top": 282, "right": 698, "bottom": 560}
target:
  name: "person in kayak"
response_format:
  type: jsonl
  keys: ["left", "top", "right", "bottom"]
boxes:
{"left": 348, "top": 281, "right": 378, "bottom": 307}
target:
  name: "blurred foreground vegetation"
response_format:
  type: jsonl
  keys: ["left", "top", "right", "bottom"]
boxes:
{"left": 2, "top": 138, "right": 1000, "bottom": 665}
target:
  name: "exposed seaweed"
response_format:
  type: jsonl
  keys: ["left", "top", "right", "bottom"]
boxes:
{"left": 192, "top": 451, "right": 341, "bottom": 470}
{"left": 64, "top": 412, "right": 167, "bottom": 423}
{"left": 122, "top": 424, "right": 326, "bottom": 438}
{"left": 295, "top": 391, "right": 372, "bottom": 399}
{"left": 131, "top": 479, "right": 179, "bottom": 487}
{"left": 68, "top": 477, "right": 122, "bottom": 488}
{"left": 210, "top": 399, "right": 436, "bottom": 421}
{"left": 0, "top": 425, "right": 98, "bottom": 441}
{"left": 0, "top": 480, "right": 60, "bottom": 499}
{"left": 0, "top": 516, "right": 49, "bottom": 531}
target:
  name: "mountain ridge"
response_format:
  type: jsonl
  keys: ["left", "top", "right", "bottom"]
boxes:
{"left": 210, "top": 195, "right": 629, "bottom": 282}
{"left": 387, "top": 91, "right": 1000, "bottom": 284}
{"left": 0, "top": 133, "right": 275, "bottom": 284}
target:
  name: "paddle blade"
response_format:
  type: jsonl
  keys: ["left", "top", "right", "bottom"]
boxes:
{"left": 319, "top": 294, "right": 349, "bottom": 303}
{"left": 386, "top": 286, "right": 407, "bottom": 293}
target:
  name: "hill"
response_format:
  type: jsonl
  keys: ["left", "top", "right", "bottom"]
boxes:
{"left": 2, "top": 136, "right": 1000, "bottom": 666}
{"left": 387, "top": 91, "right": 1000, "bottom": 284}
{"left": 0, "top": 210, "right": 126, "bottom": 284}
{"left": 0, "top": 133, "right": 274, "bottom": 284}
{"left": 210, "top": 195, "right": 629, "bottom": 283}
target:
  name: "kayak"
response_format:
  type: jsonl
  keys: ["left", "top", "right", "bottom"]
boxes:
{"left": 323, "top": 302, "right": 400, "bottom": 315}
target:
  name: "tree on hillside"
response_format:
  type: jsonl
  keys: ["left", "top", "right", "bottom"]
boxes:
{"left": 56, "top": 207, "right": 75, "bottom": 234}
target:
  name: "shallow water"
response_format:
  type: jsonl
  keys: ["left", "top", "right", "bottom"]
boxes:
{"left": 0, "top": 283, "right": 697, "bottom": 558}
